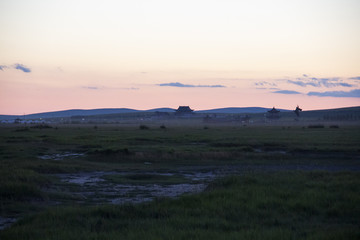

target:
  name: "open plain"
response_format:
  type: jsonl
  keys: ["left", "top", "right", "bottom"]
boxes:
{"left": 0, "top": 120, "right": 359, "bottom": 239}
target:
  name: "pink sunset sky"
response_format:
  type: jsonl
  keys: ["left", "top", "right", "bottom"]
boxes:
{"left": 1, "top": 0, "right": 360, "bottom": 115}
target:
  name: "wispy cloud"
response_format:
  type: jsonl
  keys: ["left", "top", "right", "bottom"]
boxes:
{"left": 256, "top": 87, "right": 279, "bottom": 90}
{"left": 0, "top": 63, "right": 31, "bottom": 73}
{"left": 82, "top": 86, "right": 139, "bottom": 91}
{"left": 254, "top": 74, "right": 359, "bottom": 98}
{"left": 83, "top": 86, "right": 100, "bottom": 90}
{"left": 287, "top": 75, "right": 354, "bottom": 88}
{"left": 13, "top": 63, "right": 31, "bottom": 73}
{"left": 338, "top": 82, "right": 353, "bottom": 87}
{"left": 273, "top": 90, "right": 301, "bottom": 95}
{"left": 158, "top": 82, "right": 226, "bottom": 88}
{"left": 254, "top": 81, "right": 277, "bottom": 87}
{"left": 122, "top": 87, "right": 139, "bottom": 90}
{"left": 307, "top": 89, "right": 360, "bottom": 98}
{"left": 287, "top": 80, "right": 317, "bottom": 87}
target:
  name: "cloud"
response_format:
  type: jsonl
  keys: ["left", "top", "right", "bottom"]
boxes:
{"left": 158, "top": 82, "right": 225, "bottom": 88}
{"left": 254, "top": 81, "right": 277, "bottom": 87}
{"left": 121, "top": 87, "right": 139, "bottom": 90}
{"left": 256, "top": 87, "right": 279, "bottom": 90}
{"left": 83, "top": 86, "right": 139, "bottom": 91}
{"left": 0, "top": 64, "right": 31, "bottom": 72}
{"left": 83, "top": 86, "right": 100, "bottom": 90}
{"left": 307, "top": 89, "right": 360, "bottom": 98}
{"left": 287, "top": 80, "right": 317, "bottom": 87}
{"left": 349, "top": 76, "right": 360, "bottom": 80}
{"left": 338, "top": 82, "right": 353, "bottom": 87}
{"left": 318, "top": 78, "right": 351, "bottom": 88}
{"left": 273, "top": 90, "right": 302, "bottom": 95}
{"left": 287, "top": 75, "right": 354, "bottom": 88}
{"left": 13, "top": 63, "right": 31, "bottom": 73}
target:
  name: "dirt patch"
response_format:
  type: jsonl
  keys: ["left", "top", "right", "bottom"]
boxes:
{"left": 51, "top": 170, "right": 217, "bottom": 205}
{"left": 50, "top": 163, "right": 360, "bottom": 206}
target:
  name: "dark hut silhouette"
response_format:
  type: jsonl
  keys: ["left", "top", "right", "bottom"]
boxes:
{"left": 266, "top": 107, "right": 280, "bottom": 119}
{"left": 294, "top": 105, "right": 302, "bottom": 117}
{"left": 175, "top": 106, "right": 194, "bottom": 116}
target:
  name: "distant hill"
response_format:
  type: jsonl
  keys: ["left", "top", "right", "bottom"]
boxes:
{"left": 0, "top": 108, "right": 139, "bottom": 120}
{"left": 0, "top": 108, "right": 177, "bottom": 120}
{"left": 1, "top": 106, "right": 359, "bottom": 120}
{"left": 291, "top": 106, "right": 360, "bottom": 120}
{"left": 196, "top": 107, "right": 290, "bottom": 114}
{"left": 145, "top": 108, "right": 176, "bottom": 112}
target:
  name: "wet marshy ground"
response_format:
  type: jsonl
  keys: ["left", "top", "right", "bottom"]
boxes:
{"left": 1, "top": 158, "right": 359, "bottom": 230}
{"left": 38, "top": 152, "right": 85, "bottom": 161}
{"left": 0, "top": 218, "right": 17, "bottom": 231}
{"left": 49, "top": 170, "right": 216, "bottom": 205}
{"left": 48, "top": 161, "right": 360, "bottom": 206}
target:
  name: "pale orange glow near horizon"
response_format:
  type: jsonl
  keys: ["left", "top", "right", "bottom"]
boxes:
{"left": 1, "top": 0, "right": 360, "bottom": 115}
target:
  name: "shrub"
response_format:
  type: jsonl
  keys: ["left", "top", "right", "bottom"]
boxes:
{"left": 139, "top": 125, "right": 149, "bottom": 130}
{"left": 308, "top": 124, "right": 324, "bottom": 128}
{"left": 30, "top": 124, "right": 53, "bottom": 129}
{"left": 13, "top": 127, "right": 30, "bottom": 132}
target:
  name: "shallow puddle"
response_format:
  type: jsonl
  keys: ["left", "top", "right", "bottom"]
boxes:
{"left": 50, "top": 162, "right": 360, "bottom": 206}
{"left": 0, "top": 217, "right": 17, "bottom": 231}
{"left": 52, "top": 170, "right": 218, "bottom": 205}
{"left": 38, "top": 152, "right": 85, "bottom": 161}
{"left": 54, "top": 171, "right": 108, "bottom": 185}
{"left": 3, "top": 163, "right": 359, "bottom": 231}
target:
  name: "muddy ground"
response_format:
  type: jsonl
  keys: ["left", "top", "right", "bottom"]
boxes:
{"left": 48, "top": 162, "right": 360, "bottom": 206}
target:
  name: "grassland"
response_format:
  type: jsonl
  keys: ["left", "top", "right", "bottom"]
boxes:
{"left": 0, "top": 122, "right": 359, "bottom": 239}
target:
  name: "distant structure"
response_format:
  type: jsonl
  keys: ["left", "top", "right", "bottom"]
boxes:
{"left": 203, "top": 114, "right": 251, "bottom": 123}
{"left": 294, "top": 105, "right": 302, "bottom": 117}
{"left": 240, "top": 115, "right": 251, "bottom": 123}
{"left": 175, "top": 106, "right": 194, "bottom": 116}
{"left": 266, "top": 107, "right": 280, "bottom": 119}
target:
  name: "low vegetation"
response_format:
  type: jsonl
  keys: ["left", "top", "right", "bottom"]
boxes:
{"left": 1, "top": 172, "right": 359, "bottom": 239}
{"left": 0, "top": 123, "right": 359, "bottom": 238}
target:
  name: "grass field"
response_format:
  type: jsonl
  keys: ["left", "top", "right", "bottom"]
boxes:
{"left": 0, "top": 123, "right": 359, "bottom": 239}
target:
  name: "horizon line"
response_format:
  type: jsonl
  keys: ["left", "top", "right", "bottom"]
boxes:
{"left": 1, "top": 105, "right": 360, "bottom": 116}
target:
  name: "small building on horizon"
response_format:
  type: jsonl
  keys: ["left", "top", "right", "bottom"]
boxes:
{"left": 175, "top": 106, "right": 194, "bottom": 116}
{"left": 266, "top": 107, "right": 280, "bottom": 119}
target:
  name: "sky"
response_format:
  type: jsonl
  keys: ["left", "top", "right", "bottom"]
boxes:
{"left": 1, "top": 0, "right": 360, "bottom": 115}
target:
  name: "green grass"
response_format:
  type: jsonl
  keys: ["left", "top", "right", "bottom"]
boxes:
{"left": 0, "top": 168, "right": 50, "bottom": 201}
{"left": 1, "top": 172, "right": 359, "bottom": 239}
{"left": 0, "top": 124, "right": 359, "bottom": 237}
